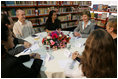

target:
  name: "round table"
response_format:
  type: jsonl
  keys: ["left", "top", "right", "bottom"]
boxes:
{"left": 18, "top": 31, "right": 87, "bottom": 78}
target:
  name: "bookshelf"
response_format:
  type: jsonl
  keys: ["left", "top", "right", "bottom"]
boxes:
{"left": 1, "top": 1, "right": 91, "bottom": 31}
{"left": 91, "top": 4, "right": 117, "bottom": 28}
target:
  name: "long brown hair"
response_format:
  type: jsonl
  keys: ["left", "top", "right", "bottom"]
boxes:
{"left": 81, "top": 29, "right": 117, "bottom": 78}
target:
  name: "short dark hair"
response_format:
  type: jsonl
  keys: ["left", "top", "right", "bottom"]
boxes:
{"left": 81, "top": 29, "right": 117, "bottom": 78}
{"left": 82, "top": 11, "right": 91, "bottom": 18}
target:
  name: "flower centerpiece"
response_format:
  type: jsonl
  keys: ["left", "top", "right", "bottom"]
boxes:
{"left": 42, "top": 31, "right": 71, "bottom": 50}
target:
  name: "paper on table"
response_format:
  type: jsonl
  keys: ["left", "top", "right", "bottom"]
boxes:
{"left": 15, "top": 43, "right": 40, "bottom": 57}
{"left": 74, "top": 42, "right": 83, "bottom": 48}
{"left": 63, "top": 49, "right": 72, "bottom": 58}
{"left": 58, "top": 60, "right": 69, "bottom": 69}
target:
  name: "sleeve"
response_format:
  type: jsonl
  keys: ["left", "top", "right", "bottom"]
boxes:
{"left": 74, "top": 22, "right": 81, "bottom": 33}
{"left": 8, "top": 46, "right": 25, "bottom": 56}
{"left": 14, "top": 37, "right": 26, "bottom": 45}
{"left": 45, "top": 20, "right": 49, "bottom": 30}
{"left": 58, "top": 20, "right": 61, "bottom": 29}
{"left": 13, "top": 23, "right": 22, "bottom": 39}
{"left": 81, "top": 34, "right": 89, "bottom": 38}
{"left": 16, "top": 55, "right": 31, "bottom": 63}
{"left": 81, "top": 24, "right": 95, "bottom": 38}
{"left": 31, "top": 59, "right": 43, "bottom": 73}
{"left": 30, "top": 21, "right": 35, "bottom": 35}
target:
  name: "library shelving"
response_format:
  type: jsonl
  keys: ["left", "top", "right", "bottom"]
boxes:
{"left": 91, "top": 4, "right": 117, "bottom": 28}
{"left": 1, "top": 1, "right": 91, "bottom": 31}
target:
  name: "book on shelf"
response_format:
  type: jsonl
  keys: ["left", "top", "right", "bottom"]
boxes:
{"left": 91, "top": 13, "right": 94, "bottom": 18}
{"left": 72, "top": 15, "right": 79, "bottom": 20}
{"left": 61, "top": 23, "right": 67, "bottom": 29}
{"left": 93, "top": 4, "right": 98, "bottom": 11}
{"left": 38, "top": 7, "right": 57, "bottom": 15}
{"left": 5, "top": 1, "right": 36, "bottom": 6}
{"left": 38, "top": 1, "right": 57, "bottom": 5}
{"left": 39, "top": 17, "right": 48, "bottom": 25}
{"left": 109, "top": 15, "right": 117, "bottom": 19}
{"left": 79, "top": 1, "right": 91, "bottom": 6}
{"left": 67, "top": 22, "right": 75, "bottom": 27}
{"left": 110, "top": 6, "right": 117, "bottom": 12}
{"left": 58, "top": 14, "right": 72, "bottom": 21}
{"left": 24, "top": 8, "right": 36, "bottom": 16}
{"left": 8, "top": 8, "right": 36, "bottom": 17}
{"left": 102, "top": 5, "right": 108, "bottom": 11}
{"left": 58, "top": 16, "right": 68, "bottom": 21}
{"left": 28, "top": 18, "right": 39, "bottom": 25}
{"left": 101, "top": 13, "right": 107, "bottom": 20}
{"left": 8, "top": 9, "right": 16, "bottom": 17}
{"left": 97, "top": 21, "right": 105, "bottom": 27}
{"left": 98, "top": 4, "right": 103, "bottom": 11}
{"left": 79, "top": 7, "right": 91, "bottom": 12}
{"left": 94, "top": 13, "right": 98, "bottom": 18}
{"left": 98, "top": 14, "right": 102, "bottom": 19}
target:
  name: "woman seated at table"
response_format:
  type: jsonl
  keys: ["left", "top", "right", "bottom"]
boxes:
{"left": 106, "top": 18, "right": 117, "bottom": 44}
{"left": 45, "top": 10, "right": 61, "bottom": 33}
{"left": 1, "top": 13, "right": 31, "bottom": 56}
{"left": 74, "top": 11, "right": 95, "bottom": 38}
{"left": 1, "top": 24, "right": 43, "bottom": 78}
{"left": 67, "top": 29, "right": 117, "bottom": 78}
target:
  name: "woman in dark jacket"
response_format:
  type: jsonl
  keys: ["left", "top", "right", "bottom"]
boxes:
{"left": 45, "top": 10, "right": 61, "bottom": 33}
{"left": 1, "top": 24, "right": 43, "bottom": 78}
{"left": 1, "top": 13, "right": 31, "bottom": 56}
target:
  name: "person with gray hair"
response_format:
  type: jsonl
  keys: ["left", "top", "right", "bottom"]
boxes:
{"left": 13, "top": 9, "right": 35, "bottom": 39}
{"left": 106, "top": 18, "right": 117, "bottom": 44}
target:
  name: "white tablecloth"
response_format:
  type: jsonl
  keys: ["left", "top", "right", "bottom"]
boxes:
{"left": 19, "top": 31, "right": 87, "bottom": 78}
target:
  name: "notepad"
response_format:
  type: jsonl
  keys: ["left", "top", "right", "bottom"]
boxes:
{"left": 15, "top": 43, "right": 40, "bottom": 57}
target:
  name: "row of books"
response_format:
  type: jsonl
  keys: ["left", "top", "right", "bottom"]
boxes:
{"left": 38, "top": 7, "right": 90, "bottom": 15}
{"left": 91, "top": 12, "right": 108, "bottom": 20}
{"left": 8, "top": 8, "right": 36, "bottom": 17}
{"left": 2, "top": 1, "right": 91, "bottom": 6}
{"left": 58, "top": 14, "right": 80, "bottom": 21}
{"left": 110, "top": 6, "right": 117, "bottom": 12}
{"left": 27, "top": 14, "right": 79, "bottom": 26}
{"left": 5, "top": 1, "right": 36, "bottom": 6}
{"left": 61, "top": 22, "right": 76, "bottom": 29}
{"left": 93, "top": 4, "right": 108, "bottom": 11}
{"left": 38, "top": 1, "right": 91, "bottom": 6}
{"left": 93, "top": 4, "right": 117, "bottom": 12}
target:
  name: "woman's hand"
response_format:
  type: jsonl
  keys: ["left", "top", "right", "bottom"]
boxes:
{"left": 29, "top": 53, "right": 41, "bottom": 59}
{"left": 24, "top": 41, "right": 31, "bottom": 48}
{"left": 72, "top": 51, "right": 79, "bottom": 60}
{"left": 74, "top": 32, "right": 81, "bottom": 37}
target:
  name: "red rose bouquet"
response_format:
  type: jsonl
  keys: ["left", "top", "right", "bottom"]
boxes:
{"left": 42, "top": 31, "right": 71, "bottom": 49}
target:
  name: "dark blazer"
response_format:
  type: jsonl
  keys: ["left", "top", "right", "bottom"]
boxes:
{"left": 1, "top": 54, "right": 43, "bottom": 78}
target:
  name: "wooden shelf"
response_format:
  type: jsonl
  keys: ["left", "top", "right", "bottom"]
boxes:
{"left": 2, "top": 5, "right": 37, "bottom": 8}
{"left": 37, "top": 5, "right": 58, "bottom": 7}
{"left": 1, "top": 6, "right": 6, "bottom": 8}
{"left": 91, "top": 10, "right": 117, "bottom": 13}
{"left": 39, "top": 19, "right": 78, "bottom": 26}
{"left": 62, "top": 25, "right": 77, "bottom": 30}
{"left": 59, "top": 4, "right": 79, "bottom": 7}
{"left": 11, "top": 15, "right": 38, "bottom": 19}
{"left": 61, "top": 20, "right": 77, "bottom": 23}
{"left": 91, "top": 18, "right": 107, "bottom": 21}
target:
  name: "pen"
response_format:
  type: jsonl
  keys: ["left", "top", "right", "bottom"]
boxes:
{"left": 23, "top": 48, "right": 29, "bottom": 53}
